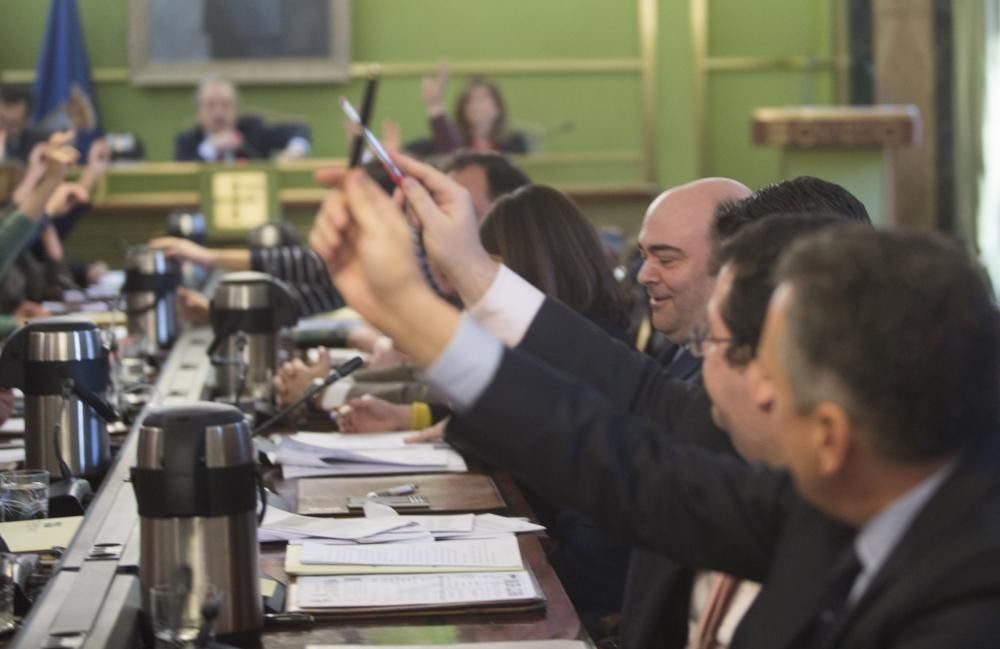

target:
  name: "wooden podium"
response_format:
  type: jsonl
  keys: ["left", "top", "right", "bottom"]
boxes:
{"left": 752, "top": 105, "right": 922, "bottom": 225}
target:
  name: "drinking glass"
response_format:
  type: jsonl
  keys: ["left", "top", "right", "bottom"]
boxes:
{"left": 0, "top": 470, "right": 49, "bottom": 521}
{"left": 149, "top": 582, "right": 222, "bottom": 648}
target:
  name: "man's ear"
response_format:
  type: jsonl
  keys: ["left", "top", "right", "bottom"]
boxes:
{"left": 810, "top": 401, "right": 854, "bottom": 477}
{"left": 746, "top": 360, "right": 775, "bottom": 415}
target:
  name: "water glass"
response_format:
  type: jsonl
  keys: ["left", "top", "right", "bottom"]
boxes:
{"left": 149, "top": 582, "right": 222, "bottom": 648}
{"left": 0, "top": 470, "right": 49, "bottom": 521}
{"left": 0, "top": 554, "right": 16, "bottom": 634}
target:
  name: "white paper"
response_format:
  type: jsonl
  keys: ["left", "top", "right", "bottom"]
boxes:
{"left": 259, "top": 508, "right": 415, "bottom": 541}
{"left": 295, "top": 570, "right": 538, "bottom": 608}
{"left": 0, "top": 448, "right": 25, "bottom": 464}
{"left": 276, "top": 439, "right": 451, "bottom": 468}
{"left": 298, "top": 535, "right": 523, "bottom": 569}
{"left": 306, "top": 640, "right": 591, "bottom": 649}
{"left": 281, "top": 448, "right": 467, "bottom": 478}
{"left": 287, "top": 432, "right": 414, "bottom": 450}
{"left": 363, "top": 506, "right": 539, "bottom": 537}
{"left": 0, "top": 418, "right": 25, "bottom": 434}
{"left": 398, "top": 514, "right": 476, "bottom": 534}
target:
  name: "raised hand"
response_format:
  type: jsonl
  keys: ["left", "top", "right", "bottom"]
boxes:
{"left": 392, "top": 153, "right": 499, "bottom": 304}
{"left": 45, "top": 182, "right": 90, "bottom": 218}
{"left": 309, "top": 173, "right": 422, "bottom": 323}
{"left": 41, "top": 130, "right": 79, "bottom": 180}
{"left": 421, "top": 62, "right": 450, "bottom": 117}
{"left": 86, "top": 139, "right": 112, "bottom": 174}
{"left": 308, "top": 170, "right": 459, "bottom": 368}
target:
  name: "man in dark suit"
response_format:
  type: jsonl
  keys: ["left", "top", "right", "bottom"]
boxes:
{"left": 621, "top": 176, "right": 871, "bottom": 649}
{"left": 0, "top": 86, "right": 48, "bottom": 163}
{"left": 308, "top": 167, "right": 1000, "bottom": 648}
{"left": 174, "top": 78, "right": 310, "bottom": 163}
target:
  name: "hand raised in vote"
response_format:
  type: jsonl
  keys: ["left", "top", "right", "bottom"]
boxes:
{"left": 45, "top": 182, "right": 90, "bottom": 218}
{"left": 308, "top": 172, "right": 425, "bottom": 333}
{"left": 392, "top": 155, "right": 480, "bottom": 267}
{"left": 41, "top": 130, "right": 79, "bottom": 181}
{"left": 392, "top": 153, "right": 497, "bottom": 302}
{"left": 85, "top": 138, "right": 112, "bottom": 177}
{"left": 421, "top": 62, "right": 450, "bottom": 117}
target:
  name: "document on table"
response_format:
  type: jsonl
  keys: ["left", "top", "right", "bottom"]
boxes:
{"left": 306, "top": 640, "right": 590, "bottom": 649}
{"left": 0, "top": 418, "right": 24, "bottom": 435}
{"left": 0, "top": 447, "right": 25, "bottom": 464}
{"left": 285, "top": 535, "right": 524, "bottom": 575}
{"left": 293, "top": 570, "right": 540, "bottom": 609}
{"left": 363, "top": 502, "right": 544, "bottom": 538}
{"left": 0, "top": 516, "right": 82, "bottom": 553}
{"left": 258, "top": 508, "right": 424, "bottom": 543}
{"left": 278, "top": 436, "right": 468, "bottom": 477}
{"left": 300, "top": 535, "right": 522, "bottom": 567}
{"left": 286, "top": 432, "right": 414, "bottom": 450}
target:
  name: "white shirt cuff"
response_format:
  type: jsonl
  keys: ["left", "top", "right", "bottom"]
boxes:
{"left": 284, "top": 136, "right": 311, "bottom": 157}
{"left": 319, "top": 377, "right": 356, "bottom": 411}
{"left": 466, "top": 265, "right": 545, "bottom": 347}
{"left": 421, "top": 316, "right": 504, "bottom": 412}
{"left": 197, "top": 139, "right": 218, "bottom": 161}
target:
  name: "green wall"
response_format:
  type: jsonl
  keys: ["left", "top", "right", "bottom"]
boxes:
{"left": 1, "top": 0, "right": 837, "bottom": 190}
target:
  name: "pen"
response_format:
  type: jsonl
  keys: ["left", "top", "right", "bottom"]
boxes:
{"left": 366, "top": 483, "right": 418, "bottom": 498}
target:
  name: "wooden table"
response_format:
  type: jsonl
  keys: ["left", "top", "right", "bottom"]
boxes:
{"left": 259, "top": 444, "right": 588, "bottom": 647}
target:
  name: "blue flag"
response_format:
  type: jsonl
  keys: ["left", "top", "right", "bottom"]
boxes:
{"left": 31, "top": 0, "right": 101, "bottom": 155}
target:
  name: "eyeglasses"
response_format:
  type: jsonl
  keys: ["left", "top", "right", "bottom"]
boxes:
{"left": 685, "top": 328, "right": 732, "bottom": 358}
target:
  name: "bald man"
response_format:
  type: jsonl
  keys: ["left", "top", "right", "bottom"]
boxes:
{"left": 636, "top": 179, "right": 752, "bottom": 372}
{"left": 617, "top": 179, "right": 752, "bottom": 648}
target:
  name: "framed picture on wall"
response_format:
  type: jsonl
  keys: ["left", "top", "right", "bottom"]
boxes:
{"left": 128, "top": 0, "right": 351, "bottom": 85}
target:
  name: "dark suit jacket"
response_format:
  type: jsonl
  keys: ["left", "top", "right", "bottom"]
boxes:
{"left": 174, "top": 115, "right": 310, "bottom": 162}
{"left": 446, "top": 335, "right": 1000, "bottom": 648}
{"left": 515, "top": 300, "right": 734, "bottom": 648}
{"left": 2, "top": 127, "right": 48, "bottom": 162}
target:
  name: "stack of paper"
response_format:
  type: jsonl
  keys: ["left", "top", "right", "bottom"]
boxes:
{"left": 285, "top": 535, "right": 525, "bottom": 576}
{"left": 274, "top": 432, "right": 467, "bottom": 478}
{"left": 84, "top": 270, "right": 126, "bottom": 299}
{"left": 306, "top": 643, "right": 585, "bottom": 649}
{"left": 290, "top": 570, "right": 544, "bottom": 613}
{"left": 258, "top": 508, "right": 432, "bottom": 544}
{"left": 362, "top": 501, "right": 546, "bottom": 540}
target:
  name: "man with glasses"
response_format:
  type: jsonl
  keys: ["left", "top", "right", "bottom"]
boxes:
{"left": 309, "top": 157, "right": 871, "bottom": 648}
{"left": 310, "top": 164, "right": 1000, "bottom": 648}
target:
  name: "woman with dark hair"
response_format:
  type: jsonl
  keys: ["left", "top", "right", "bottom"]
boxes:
{"left": 422, "top": 64, "right": 529, "bottom": 154}
{"left": 480, "top": 184, "right": 631, "bottom": 340}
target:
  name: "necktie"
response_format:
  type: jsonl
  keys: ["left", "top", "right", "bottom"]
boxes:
{"left": 801, "top": 546, "right": 863, "bottom": 649}
{"left": 693, "top": 573, "right": 741, "bottom": 649}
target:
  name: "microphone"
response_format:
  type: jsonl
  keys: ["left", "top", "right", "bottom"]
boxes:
{"left": 252, "top": 356, "right": 363, "bottom": 437}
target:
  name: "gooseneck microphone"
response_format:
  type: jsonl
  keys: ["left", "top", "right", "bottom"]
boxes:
{"left": 252, "top": 356, "right": 364, "bottom": 437}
